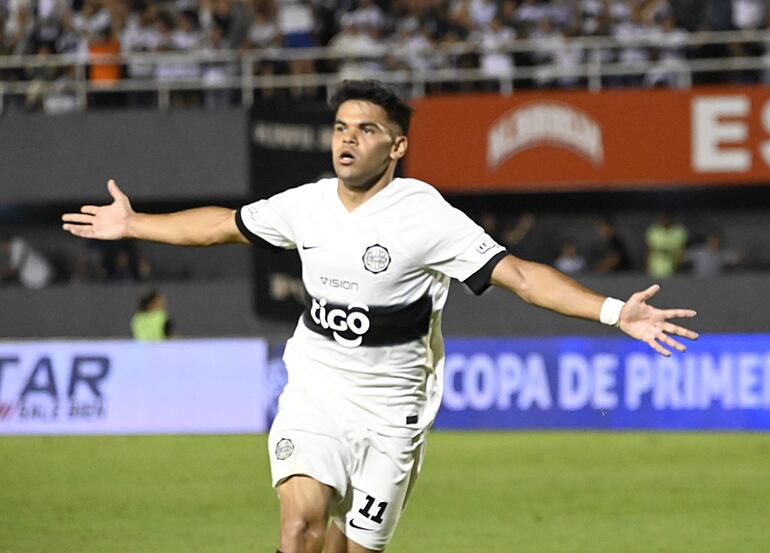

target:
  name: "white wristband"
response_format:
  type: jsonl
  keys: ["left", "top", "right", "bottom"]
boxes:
{"left": 600, "top": 297, "right": 625, "bottom": 327}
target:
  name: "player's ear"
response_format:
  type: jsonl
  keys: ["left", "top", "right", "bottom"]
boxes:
{"left": 391, "top": 135, "right": 408, "bottom": 160}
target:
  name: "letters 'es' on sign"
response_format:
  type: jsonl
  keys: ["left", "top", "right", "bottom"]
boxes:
{"left": 404, "top": 86, "right": 770, "bottom": 192}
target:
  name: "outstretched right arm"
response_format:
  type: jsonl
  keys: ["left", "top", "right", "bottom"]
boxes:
{"left": 62, "top": 179, "right": 248, "bottom": 246}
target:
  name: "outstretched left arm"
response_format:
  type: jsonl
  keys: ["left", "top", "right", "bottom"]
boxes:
{"left": 490, "top": 255, "right": 698, "bottom": 356}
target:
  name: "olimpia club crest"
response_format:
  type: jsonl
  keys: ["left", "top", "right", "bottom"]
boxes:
{"left": 362, "top": 244, "right": 390, "bottom": 274}
{"left": 275, "top": 438, "right": 294, "bottom": 460}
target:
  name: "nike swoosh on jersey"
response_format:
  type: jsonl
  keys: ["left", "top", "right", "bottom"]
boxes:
{"left": 348, "top": 520, "right": 375, "bottom": 531}
{"left": 301, "top": 244, "right": 321, "bottom": 250}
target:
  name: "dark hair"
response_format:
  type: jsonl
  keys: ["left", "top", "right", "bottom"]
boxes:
{"left": 138, "top": 290, "right": 160, "bottom": 311}
{"left": 329, "top": 80, "right": 414, "bottom": 135}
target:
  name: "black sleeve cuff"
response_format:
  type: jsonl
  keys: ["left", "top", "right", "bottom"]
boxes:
{"left": 234, "top": 209, "right": 285, "bottom": 252}
{"left": 462, "top": 251, "right": 509, "bottom": 296}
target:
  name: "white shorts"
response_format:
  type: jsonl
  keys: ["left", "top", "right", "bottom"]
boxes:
{"left": 268, "top": 388, "right": 426, "bottom": 550}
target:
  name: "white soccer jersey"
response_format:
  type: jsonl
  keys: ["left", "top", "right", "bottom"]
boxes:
{"left": 236, "top": 177, "right": 507, "bottom": 437}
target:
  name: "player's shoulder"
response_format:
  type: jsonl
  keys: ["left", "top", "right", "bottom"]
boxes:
{"left": 291, "top": 176, "right": 336, "bottom": 195}
{"left": 269, "top": 177, "right": 335, "bottom": 203}
{"left": 389, "top": 178, "right": 448, "bottom": 207}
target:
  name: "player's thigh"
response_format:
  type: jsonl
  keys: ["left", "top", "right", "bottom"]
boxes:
{"left": 277, "top": 474, "right": 336, "bottom": 523}
{"left": 331, "top": 433, "right": 425, "bottom": 551}
{"left": 267, "top": 405, "right": 349, "bottom": 499}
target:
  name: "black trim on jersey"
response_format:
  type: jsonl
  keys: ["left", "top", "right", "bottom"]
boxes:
{"left": 234, "top": 209, "right": 284, "bottom": 251}
{"left": 463, "top": 251, "right": 509, "bottom": 296}
{"left": 302, "top": 293, "right": 432, "bottom": 347}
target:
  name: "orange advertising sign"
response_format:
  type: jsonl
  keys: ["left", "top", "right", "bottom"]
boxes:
{"left": 404, "top": 87, "right": 770, "bottom": 192}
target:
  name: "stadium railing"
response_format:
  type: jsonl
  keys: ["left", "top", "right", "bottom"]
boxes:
{"left": 0, "top": 28, "right": 768, "bottom": 112}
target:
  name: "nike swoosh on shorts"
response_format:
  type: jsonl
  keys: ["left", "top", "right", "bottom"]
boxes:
{"left": 348, "top": 520, "right": 374, "bottom": 531}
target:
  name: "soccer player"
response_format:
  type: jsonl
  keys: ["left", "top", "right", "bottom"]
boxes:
{"left": 62, "top": 80, "right": 698, "bottom": 553}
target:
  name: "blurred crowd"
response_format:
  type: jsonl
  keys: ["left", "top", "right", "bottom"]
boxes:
{"left": 0, "top": 234, "right": 152, "bottom": 288}
{"left": 0, "top": 211, "right": 749, "bottom": 291}
{"left": 1, "top": 0, "right": 769, "bottom": 110}
{"left": 476, "top": 211, "right": 745, "bottom": 280}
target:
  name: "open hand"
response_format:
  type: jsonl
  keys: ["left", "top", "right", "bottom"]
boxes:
{"left": 618, "top": 284, "right": 698, "bottom": 357}
{"left": 62, "top": 179, "right": 134, "bottom": 240}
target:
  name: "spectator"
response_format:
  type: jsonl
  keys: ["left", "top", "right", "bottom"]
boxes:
{"left": 390, "top": 22, "right": 436, "bottom": 75}
{"left": 34, "top": 0, "right": 69, "bottom": 50}
{"left": 447, "top": 0, "right": 476, "bottom": 36}
{"left": 0, "top": 9, "right": 22, "bottom": 96}
{"left": 131, "top": 289, "right": 172, "bottom": 341}
{"left": 56, "top": 8, "right": 85, "bottom": 55}
{"left": 728, "top": 0, "right": 765, "bottom": 83}
{"left": 613, "top": 2, "right": 656, "bottom": 87}
{"left": 340, "top": 0, "right": 386, "bottom": 36}
{"left": 645, "top": 212, "right": 688, "bottom": 278}
{"left": 275, "top": 0, "right": 314, "bottom": 48}
{"left": 514, "top": 0, "right": 549, "bottom": 31}
{"left": 88, "top": 27, "right": 122, "bottom": 107}
{"left": 5, "top": 0, "right": 34, "bottom": 55}
{"left": 274, "top": 0, "right": 317, "bottom": 97}
{"left": 199, "top": 0, "right": 250, "bottom": 48}
{"left": 0, "top": 13, "right": 10, "bottom": 62}
{"left": 555, "top": 240, "right": 587, "bottom": 275}
{"left": 71, "top": 0, "right": 112, "bottom": 46}
{"left": 164, "top": 318, "right": 179, "bottom": 338}
{"left": 102, "top": 240, "right": 149, "bottom": 281}
{"left": 644, "top": 10, "right": 690, "bottom": 88}
{"left": 472, "top": 14, "right": 516, "bottom": 85}
{"left": 23, "top": 42, "right": 61, "bottom": 110}
{"left": 589, "top": 218, "right": 631, "bottom": 273}
{"left": 731, "top": 0, "right": 766, "bottom": 30}
{"left": 247, "top": 0, "right": 281, "bottom": 49}
{"left": 72, "top": 241, "right": 107, "bottom": 283}
{"left": 121, "top": 2, "right": 161, "bottom": 105}
{"left": 547, "top": 0, "right": 577, "bottom": 29}
{"left": 477, "top": 211, "right": 500, "bottom": 237}
{"left": 154, "top": 9, "right": 202, "bottom": 106}
{"left": 328, "top": 19, "right": 386, "bottom": 79}
{"left": 500, "top": 212, "right": 537, "bottom": 252}
{"left": 500, "top": 213, "right": 555, "bottom": 264}
{"left": 531, "top": 14, "right": 584, "bottom": 88}
{"left": 580, "top": 0, "right": 606, "bottom": 34}
{"left": 467, "top": 0, "right": 497, "bottom": 29}
{"left": 201, "top": 21, "right": 237, "bottom": 107}
{"left": 684, "top": 232, "right": 742, "bottom": 277}
{"left": 0, "top": 234, "right": 54, "bottom": 289}
{"left": 173, "top": 10, "right": 202, "bottom": 53}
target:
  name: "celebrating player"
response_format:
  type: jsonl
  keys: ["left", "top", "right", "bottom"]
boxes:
{"left": 62, "top": 80, "right": 697, "bottom": 553}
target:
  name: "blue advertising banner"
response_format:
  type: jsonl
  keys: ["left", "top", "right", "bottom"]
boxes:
{"left": 0, "top": 339, "right": 271, "bottom": 435}
{"left": 436, "top": 334, "right": 770, "bottom": 430}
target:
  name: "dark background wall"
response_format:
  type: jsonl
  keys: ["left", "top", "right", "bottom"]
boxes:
{"left": 1, "top": 275, "right": 766, "bottom": 340}
{"left": 0, "top": 109, "right": 249, "bottom": 203}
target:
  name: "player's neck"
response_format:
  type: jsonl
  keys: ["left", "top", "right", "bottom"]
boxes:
{"left": 337, "top": 171, "right": 395, "bottom": 212}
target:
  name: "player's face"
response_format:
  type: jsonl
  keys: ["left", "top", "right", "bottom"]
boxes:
{"left": 332, "top": 100, "right": 407, "bottom": 189}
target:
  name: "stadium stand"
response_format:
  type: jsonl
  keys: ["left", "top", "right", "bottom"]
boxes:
{"left": 0, "top": 0, "right": 769, "bottom": 110}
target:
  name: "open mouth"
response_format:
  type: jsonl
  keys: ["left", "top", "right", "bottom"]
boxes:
{"left": 338, "top": 150, "right": 356, "bottom": 165}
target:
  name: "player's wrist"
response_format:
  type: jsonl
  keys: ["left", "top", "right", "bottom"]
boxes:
{"left": 125, "top": 212, "right": 141, "bottom": 239}
{"left": 600, "top": 297, "right": 625, "bottom": 327}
